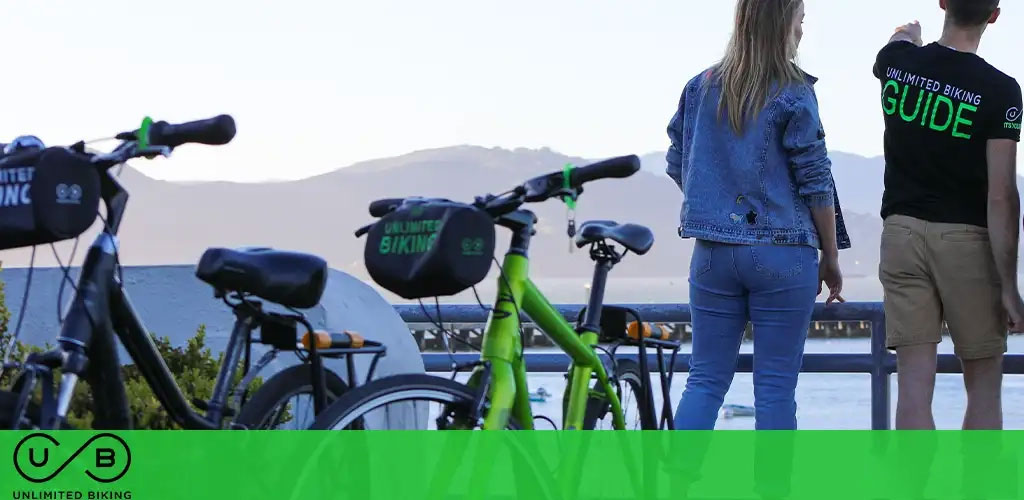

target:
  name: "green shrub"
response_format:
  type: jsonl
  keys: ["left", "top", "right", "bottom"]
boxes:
{"left": 0, "top": 266, "right": 267, "bottom": 429}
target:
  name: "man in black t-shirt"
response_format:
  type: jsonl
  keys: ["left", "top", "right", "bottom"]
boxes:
{"left": 874, "top": 0, "right": 1024, "bottom": 430}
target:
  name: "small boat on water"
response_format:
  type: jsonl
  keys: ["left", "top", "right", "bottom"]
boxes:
{"left": 529, "top": 387, "right": 551, "bottom": 403}
{"left": 722, "top": 404, "right": 755, "bottom": 419}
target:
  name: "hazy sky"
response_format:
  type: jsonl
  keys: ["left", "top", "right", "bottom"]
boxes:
{"left": 1, "top": 0, "right": 1020, "bottom": 182}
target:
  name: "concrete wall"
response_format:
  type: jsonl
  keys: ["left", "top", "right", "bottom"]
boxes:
{"left": 0, "top": 265, "right": 424, "bottom": 382}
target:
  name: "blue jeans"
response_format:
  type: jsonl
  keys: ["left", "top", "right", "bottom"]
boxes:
{"left": 675, "top": 240, "right": 818, "bottom": 430}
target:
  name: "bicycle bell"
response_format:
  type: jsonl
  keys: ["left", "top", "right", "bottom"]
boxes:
{"left": 3, "top": 134, "right": 45, "bottom": 155}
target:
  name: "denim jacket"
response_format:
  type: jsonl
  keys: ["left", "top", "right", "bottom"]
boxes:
{"left": 666, "top": 69, "right": 851, "bottom": 251}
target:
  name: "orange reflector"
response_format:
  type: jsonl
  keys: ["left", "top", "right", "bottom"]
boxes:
{"left": 626, "top": 321, "right": 669, "bottom": 341}
{"left": 300, "top": 330, "right": 365, "bottom": 349}
{"left": 301, "top": 331, "right": 332, "bottom": 350}
{"left": 345, "top": 330, "right": 365, "bottom": 349}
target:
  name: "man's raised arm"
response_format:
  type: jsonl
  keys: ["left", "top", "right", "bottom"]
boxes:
{"left": 890, "top": 20, "right": 923, "bottom": 46}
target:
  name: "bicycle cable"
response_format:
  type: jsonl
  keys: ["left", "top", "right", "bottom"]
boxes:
{"left": 98, "top": 211, "right": 127, "bottom": 289}
{"left": 471, "top": 285, "right": 491, "bottom": 312}
{"left": 534, "top": 415, "right": 558, "bottom": 430}
{"left": 593, "top": 344, "right": 617, "bottom": 378}
{"left": 492, "top": 257, "right": 527, "bottom": 357}
{"left": 51, "top": 238, "right": 81, "bottom": 324}
{"left": 417, "top": 298, "right": 479, "bottom": 367}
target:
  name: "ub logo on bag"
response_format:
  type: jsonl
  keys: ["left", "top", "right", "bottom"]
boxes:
{"left": 56, "top": 183, "right": 83, "bottom": 205}
{"left": 461, "top": 237, "right": 485, "bottom": 256}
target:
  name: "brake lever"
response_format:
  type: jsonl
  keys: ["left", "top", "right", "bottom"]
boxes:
{"left": 137, "top": 145, "right": 172, "bottom": 160}
{"left": 522, "top": 173, "right": 558, "bottom": 202}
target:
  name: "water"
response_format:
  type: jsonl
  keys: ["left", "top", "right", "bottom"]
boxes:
{"left": 438, "top": 336, "right": 1024, "bottom": 430}
{"left": 417, "top": 276, "right": 889, "bottom": 305}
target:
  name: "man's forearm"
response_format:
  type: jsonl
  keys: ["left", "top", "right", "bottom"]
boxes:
{"left": 988, "top": 196, "right": 1021, "bottom": 295}
{"left": 888, "top": 32, "right": 919, "bottom": 45}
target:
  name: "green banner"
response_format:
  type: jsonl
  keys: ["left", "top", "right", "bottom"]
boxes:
{"left": 2, "top": 431, "right": 1021, "bottom": 499}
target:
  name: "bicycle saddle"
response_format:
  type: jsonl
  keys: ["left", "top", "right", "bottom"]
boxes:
{"left": 574, "top": 220, "right": 654, "bottom": 255}
{"left": 195, "top": 247, "right": 328, "bottom": 309}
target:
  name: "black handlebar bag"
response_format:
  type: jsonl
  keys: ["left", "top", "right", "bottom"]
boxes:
{"left": 0, "top": 147, "right": 101, "bottom": 251}
{"left": 364, "top": 201, "right": 496, "bottom": 300}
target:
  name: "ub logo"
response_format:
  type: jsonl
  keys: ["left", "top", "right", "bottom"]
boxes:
{"left": 13, "top": 433, "right": 131, "bottom": 483}
{"left": 55, "top": 183, "right": 83, "bottom": 205}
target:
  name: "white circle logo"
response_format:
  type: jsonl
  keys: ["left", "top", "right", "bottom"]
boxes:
{"left": 1008, "top": 107, "right": 1022, "bottom": 122}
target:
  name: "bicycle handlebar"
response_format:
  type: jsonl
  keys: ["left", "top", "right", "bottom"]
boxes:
{"left": 68, "top": 114, "right": 235, "bottom": 235}
{"left": 148, "top": 115, "right": 236, "bottom": 148}
{"left": 361, "top": 154, "right": 641, "bottom": 223}
{"left": 569, "top": 155, "right": 640, "bottom": 187}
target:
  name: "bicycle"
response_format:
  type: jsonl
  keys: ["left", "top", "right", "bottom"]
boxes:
{"left": 310, "top": 155, "right": 655, "bottom": 430}
{"left": 0, "top": 116, "right": 385, "bottom": 430}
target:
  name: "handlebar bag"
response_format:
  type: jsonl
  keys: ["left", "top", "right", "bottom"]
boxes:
{"left": 0, "top": 147, "right": 101, "bottom": 251}
{"left": 364, "top": 201, "right": 495, "bottom": 299}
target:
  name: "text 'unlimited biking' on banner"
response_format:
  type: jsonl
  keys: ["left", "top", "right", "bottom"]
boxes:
{"left": 1, "top": 431, "right": 1021, "bottom": 499}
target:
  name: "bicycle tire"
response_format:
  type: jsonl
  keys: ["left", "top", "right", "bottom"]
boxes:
{"left": 582, "top": 359, "right": 654, "bottom": 430}
{"left": 310, "top": 374, "right": 520, "bottom": 430}
{"left": 0, "top": 390, "right": 74, "bottom": 429}
{"left": 234, "top": 364, "right": 348, "bottom": 429}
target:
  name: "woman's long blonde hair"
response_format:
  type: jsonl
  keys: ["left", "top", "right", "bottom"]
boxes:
{"left": 716, "top": 0, "right": 804, "bottom": 134}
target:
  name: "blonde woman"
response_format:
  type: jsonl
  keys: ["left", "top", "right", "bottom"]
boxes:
{"left": 666, "top": 0, "right": 849, "bottom": 430}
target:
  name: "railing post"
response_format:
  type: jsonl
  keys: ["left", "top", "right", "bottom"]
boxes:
{"left": 870, "top": 314, "right": 891, "bottom": 430}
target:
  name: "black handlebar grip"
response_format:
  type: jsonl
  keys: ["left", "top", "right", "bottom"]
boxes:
{"left": 569, "top": 155, "right": 641, "bottom": 187}
{"left": 148, "top": 114, "right": 237, "bottom": 148}
{"left": 369, "top": 198, "right": 405, "bottom": 217}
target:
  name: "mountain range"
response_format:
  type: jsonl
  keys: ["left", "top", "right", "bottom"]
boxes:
{"left": 0, "top": 146, "right": 1013, "bottom": 287}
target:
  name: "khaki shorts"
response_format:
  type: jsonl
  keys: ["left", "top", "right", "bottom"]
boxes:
{"left": 879, "top": 214, "right": 1008, "bottom": 360}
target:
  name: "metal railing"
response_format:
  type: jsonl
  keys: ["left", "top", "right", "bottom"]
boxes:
{"left": 396, "top": 302, "right": 1024, "bottom": 430}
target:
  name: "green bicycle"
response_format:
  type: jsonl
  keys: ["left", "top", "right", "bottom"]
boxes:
{"left": 310, "top": 155, "right": 652, "bottom": 430}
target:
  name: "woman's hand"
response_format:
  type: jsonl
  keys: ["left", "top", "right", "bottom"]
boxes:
{"left": 818, "top": 252, "right": 844, "bottom": 305}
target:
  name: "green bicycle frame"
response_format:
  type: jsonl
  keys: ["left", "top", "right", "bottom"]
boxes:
{"left": 469, "top": 252, "right": 626, "bottom": 430}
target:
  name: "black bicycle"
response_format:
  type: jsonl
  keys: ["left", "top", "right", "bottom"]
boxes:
{"left": 573, "top": 301, "right": 682, "bottom": 430}
{"left": 0, "top": 116, "right": 385, "bottom": 430}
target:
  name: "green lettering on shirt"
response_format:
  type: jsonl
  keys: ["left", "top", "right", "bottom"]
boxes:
{"left": 899, "top": 84, "right": 924, "bottom": 123}
{"left": 952, "top": 103, "right": 976, "bottom": 139}
{"left": 882, "top": 79, "right": 976, "bottom": 141}
{"left": 929, "top": 95, "right": 954, "bottom": 132}
{"left": 882, "top": 80, "right": 900, "bottom": 115}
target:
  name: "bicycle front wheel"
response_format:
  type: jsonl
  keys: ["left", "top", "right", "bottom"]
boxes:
{"left": 0, "top": 390, "right": 74, "bottom": 430}
{"left": 310, "top": 374, "right": 519, "bottom": 430}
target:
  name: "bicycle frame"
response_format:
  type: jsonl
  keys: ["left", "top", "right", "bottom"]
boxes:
{"left": 467, "top": 220, "right": 625, "bottom": 430}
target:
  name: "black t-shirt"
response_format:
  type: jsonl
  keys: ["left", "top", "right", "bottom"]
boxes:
{"left": 873, "top": 41, "right": 1022, "bottom": 227}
